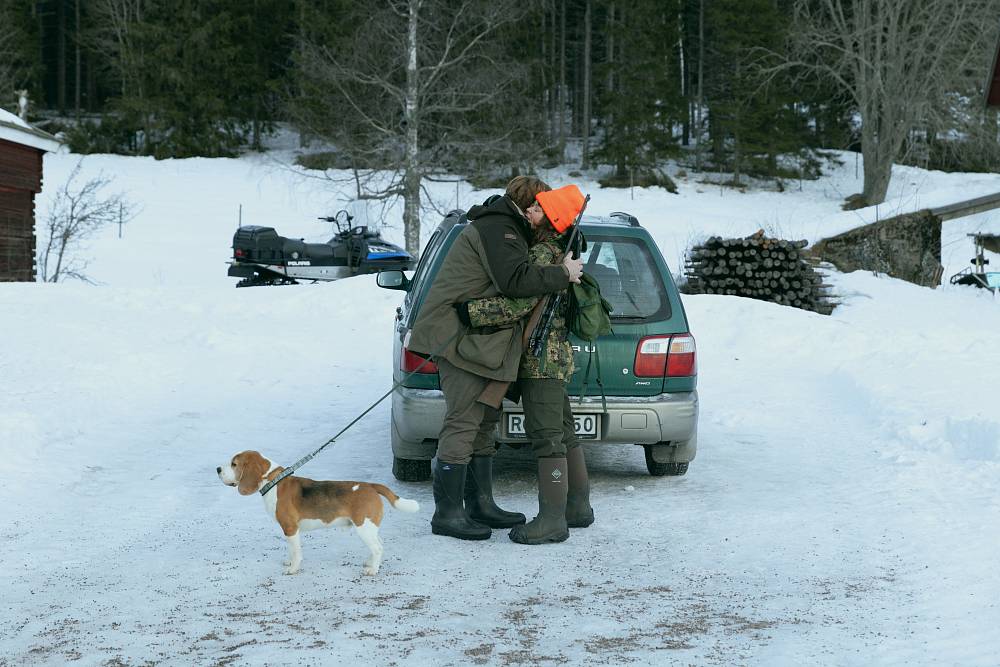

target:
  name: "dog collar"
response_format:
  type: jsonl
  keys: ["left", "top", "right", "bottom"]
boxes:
{"left": 259, "top": 464, "right": 284, "bottom": 495}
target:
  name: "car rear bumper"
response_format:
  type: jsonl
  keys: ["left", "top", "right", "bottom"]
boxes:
{"left": 391, "top": 386, "right": 698, "bottom": 453}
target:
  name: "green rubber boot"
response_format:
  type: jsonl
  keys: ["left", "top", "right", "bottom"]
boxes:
{"left": 431, "top": 460, "right": 491, "bottom": 540}
{"left": 565, "top": 446, "right": 595, "bottom": 528}
{"left": 509, "top": 457, "right": 569, "bottom": 545}
{"left": 465, "top": 456, "right": 526, "bottom": 528}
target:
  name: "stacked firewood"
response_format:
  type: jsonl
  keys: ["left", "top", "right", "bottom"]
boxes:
{"left": 682, "top": 231, "right": 836, "bottom": 314}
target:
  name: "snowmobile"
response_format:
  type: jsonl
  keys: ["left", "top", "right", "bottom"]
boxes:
{"left": 949, "top": 233, "right": 1000, "bottom": 293}
{"left": 227, "top": 210, "right": 414, "bottom": 287}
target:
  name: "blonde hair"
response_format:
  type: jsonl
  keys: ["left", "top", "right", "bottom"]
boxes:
{"left": 505, "top": 175, "right": 551, "bottom": 211}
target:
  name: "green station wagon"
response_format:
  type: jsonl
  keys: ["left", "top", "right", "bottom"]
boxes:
{"left": 377, "top": 210, "right": 699, "bottom": 482}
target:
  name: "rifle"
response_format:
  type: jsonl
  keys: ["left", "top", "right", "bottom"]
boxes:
{"left": 477, "top": 194, "right": 591, "bottom": 409}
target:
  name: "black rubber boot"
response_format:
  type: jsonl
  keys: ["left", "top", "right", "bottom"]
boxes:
{"left": 464, "top": 456, "right": 526, "bottom": 528}
{"left": 509, "top": 457, "right": 569, "bottom": 545}
{"left": 565, "top": 446, "right": 595, "bottom": 528}
{"left": 431, "top": 460, "right": 491, "bottom": 540}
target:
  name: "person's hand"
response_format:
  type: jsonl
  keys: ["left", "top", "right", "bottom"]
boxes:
{"left": 563, "top": 255, "right": 583, "bottom": 283}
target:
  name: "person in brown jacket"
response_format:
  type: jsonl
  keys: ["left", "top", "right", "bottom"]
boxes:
{"left": 408, "top": 176, "right": 584, "bottom": 540}
{"left": 463, "top": 185, "right": 594, "bottom": 546}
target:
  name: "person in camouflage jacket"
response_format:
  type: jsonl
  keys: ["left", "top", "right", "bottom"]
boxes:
{"left": 461, "top": 185, "right": 595, "bottom": 545}
{"left": 465, "top": 236, "right": 575, "bottom": 382}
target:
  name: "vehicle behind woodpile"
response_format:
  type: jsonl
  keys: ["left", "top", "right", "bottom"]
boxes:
{"left": 950, "top": 233, "right": 1000, "bottom": 293}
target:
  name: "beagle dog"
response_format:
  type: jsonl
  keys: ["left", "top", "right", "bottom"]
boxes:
{"left": 217, "top": 450, "right": 419, "bottom": 576}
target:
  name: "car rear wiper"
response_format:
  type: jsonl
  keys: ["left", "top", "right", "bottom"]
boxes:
{"left": 622, "top": 289, "right": 641, "bottom": 312}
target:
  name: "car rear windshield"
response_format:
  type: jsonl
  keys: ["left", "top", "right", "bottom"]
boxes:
{"left": 580, "top": 236, "right": 671, "bottom": 322}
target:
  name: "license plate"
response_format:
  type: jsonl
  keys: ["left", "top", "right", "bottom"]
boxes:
{"left": 506, "top": 413, "right": 600, "bottom": 439}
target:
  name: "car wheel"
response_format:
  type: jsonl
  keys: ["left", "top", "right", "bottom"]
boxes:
{"left": 393, "top": 456, "right": 431, "bottom": 482}
{"left": 643, "top": 445, "right": 689, "bottom": 477}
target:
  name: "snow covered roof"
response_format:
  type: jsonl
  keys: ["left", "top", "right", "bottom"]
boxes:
{"left": 0, "top": 108, "right": 62, "bottom": 153}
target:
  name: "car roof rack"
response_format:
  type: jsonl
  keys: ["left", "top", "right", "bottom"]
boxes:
{"left": 435, "top": 209, "right": 468, "bottom": 233}
{"left": 582, "top": 212, "right": 641, "bottom": 227}
{"left": 441, "top": 209, "right": 641, "bottom": 231}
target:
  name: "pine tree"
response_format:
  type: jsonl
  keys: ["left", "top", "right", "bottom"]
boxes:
{"left": 702, "top": 0, "right": 804, "bottom": 183}
{"left": 594, "top": 0, "right": 685, "bottom": 177}
{"left": 0, "top": 1, "right": 42, "bottom": 112}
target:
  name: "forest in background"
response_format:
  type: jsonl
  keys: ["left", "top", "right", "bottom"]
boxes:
{"left": 2, "top": 0, "right": 998, "bottom": 252}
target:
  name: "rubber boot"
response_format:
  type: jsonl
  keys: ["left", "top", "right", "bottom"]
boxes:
{"left": 565, "top": 446, "right": 595, "bottom": 528}
{"left": 464, "top": 456, "right": 526, "bottom": 528}
{"left": 431, "top": 460, "right": 491, "bottom": 540}
{"left": 509, "top": 457, "right": 569, "bottom": 545}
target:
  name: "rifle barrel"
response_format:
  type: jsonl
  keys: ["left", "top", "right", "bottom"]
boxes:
{"left": 524, "top": 194, "right": 590, "bottom": 359}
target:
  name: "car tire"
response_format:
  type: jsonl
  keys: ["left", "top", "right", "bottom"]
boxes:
{"left": 643, "top": 445, "right": 689, "bottom": 477}
{"left": 393, "top": 456, "right": 432, "bottom": 482}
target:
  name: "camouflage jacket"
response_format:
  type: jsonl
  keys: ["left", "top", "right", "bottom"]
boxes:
{"left": 465, "top": 236, "right": 574, "bottom": 382}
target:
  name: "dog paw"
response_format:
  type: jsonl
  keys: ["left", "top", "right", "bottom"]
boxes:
{"left": 283, "top": 566, "right": 300, "bottom": 575}
{"left": 362, "top": 565, "right": 379, "bottom": 576}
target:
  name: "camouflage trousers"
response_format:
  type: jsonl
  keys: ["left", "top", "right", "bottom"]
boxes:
{"left": 520, "top": 378, "right": 580, "bottom": 458}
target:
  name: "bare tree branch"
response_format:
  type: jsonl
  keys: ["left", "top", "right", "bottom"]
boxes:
{"left": 289, "top": 0, "right": 534, "bottom": 256}
{"left": 768, "top": 0, "right": 997, "bottom": 207}
{"left": 39, "top": 160, "right": 138, "bottom": 283}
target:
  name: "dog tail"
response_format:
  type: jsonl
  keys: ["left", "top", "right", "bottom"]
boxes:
{"left": 371, "top": 483, "right": 420, "bottom": 513}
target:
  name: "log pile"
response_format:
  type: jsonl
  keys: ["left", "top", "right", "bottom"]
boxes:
{"left": 682, "top": 231, "right": 836, "bottom": 314}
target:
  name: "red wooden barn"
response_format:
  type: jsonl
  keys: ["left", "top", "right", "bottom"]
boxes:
{"left": 0, "top": 109, "right": 61, "bottom": 282}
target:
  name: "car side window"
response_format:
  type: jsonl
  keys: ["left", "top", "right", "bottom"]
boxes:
{"left": 405, "top": 228, "right": 459, "bottom": 327}
{"left": 404, "top": 231, "right": 441, "bottom": 308}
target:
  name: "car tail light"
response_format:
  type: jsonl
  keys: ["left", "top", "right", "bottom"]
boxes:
{"left": 401, "top": 347, "right": 439, "bottom": 374}
{"left": 634, "top": 334, "right": 697, "bottom": 378}
{"left": 235, "top": 248, "right": 244, "bottom": 258}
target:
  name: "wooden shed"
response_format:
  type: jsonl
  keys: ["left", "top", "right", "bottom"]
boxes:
{"left": 0, "top": 109, "right": 61, "bottom": 282}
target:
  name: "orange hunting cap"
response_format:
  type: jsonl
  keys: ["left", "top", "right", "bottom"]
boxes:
{"left": 535, "top": 184, "right": 586, "bottom": 233}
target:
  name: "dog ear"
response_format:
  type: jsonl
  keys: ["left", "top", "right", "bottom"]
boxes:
{"left": 237, "top": 452, "right": 268, "bottom": 496}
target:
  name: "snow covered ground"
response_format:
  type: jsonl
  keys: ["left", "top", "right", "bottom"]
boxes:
{"left": 1, "top": 145, "right": 999, "bottom": 666}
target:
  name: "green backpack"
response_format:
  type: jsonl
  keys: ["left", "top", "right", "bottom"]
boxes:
{"left": 566, "top": 272, "right": 613, "bottom": 410}
{"left": 567, "top": 272, "right": 613, "bottom": 341}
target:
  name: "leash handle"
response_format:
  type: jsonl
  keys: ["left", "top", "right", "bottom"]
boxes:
{"left": 258, "top": 333, "right": 452, "bottom": 496}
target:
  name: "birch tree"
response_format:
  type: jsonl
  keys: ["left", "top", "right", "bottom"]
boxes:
{"left": 785, "top": 0, "right": 996, "bottom": 208}
{"left": 293, "top": 0, "right": 531, "bottom": 256}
